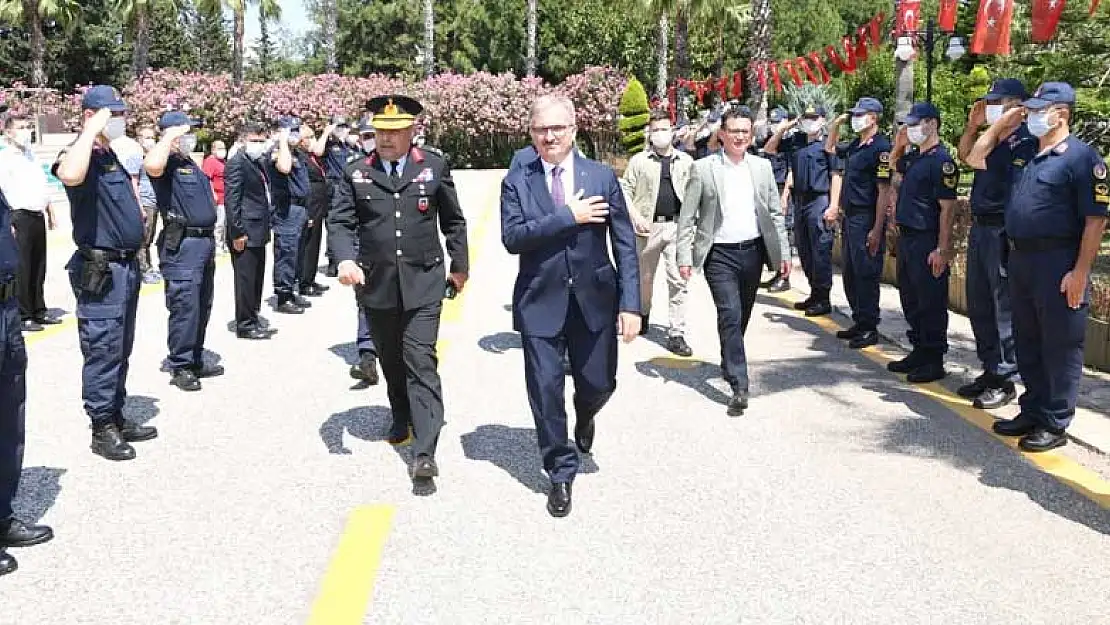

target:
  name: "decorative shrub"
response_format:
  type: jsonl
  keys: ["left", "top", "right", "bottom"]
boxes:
{"left": 617, "top": 77, "right": 649, "bottom": 154}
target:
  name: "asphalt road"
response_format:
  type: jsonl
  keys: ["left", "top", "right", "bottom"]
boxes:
{"left": 4, "top": 170, "right": 1109, "bottom": 625}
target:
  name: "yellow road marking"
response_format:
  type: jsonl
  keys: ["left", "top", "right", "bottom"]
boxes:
{"left": 766, "top": 290, "right": 1110, "bottom": 510}
{"left": 306, "top": 505, "right": 396, "bottom": 625}
{"left": 308, "top": 181, "right": 501, "bottom": 623}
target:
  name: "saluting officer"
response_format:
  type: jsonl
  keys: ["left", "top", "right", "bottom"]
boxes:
{"left": 350, "top": 118, "right": 380, "bottom": 387}
{"left": 266, "top": 116, "right": 306, "bottom": 314}
{"left": 330, "top": 95, "right": 469, "bottom": 484}
{"left": 886, "top": 102, "right": 959, "bottom": 383}
{"left": 52, "top": 85, "right": 158, "bottom": 461}
{"left": 991, "top": 82, "right": 1109, "bottom": 452}
{"left": 766, "top": 105, "right": 837, "bottom": 316}
{"left": 144, "top": 111, "right": 223, "bottom": 392}
{"left": 0, "top": 187, "right": 54, "bottom": 578}
{"left": 312, "top": 115, "right": 355, "bottom": 277}
{"left": 957, "top": 79, "right": 1037, "bottom": 409}
{"left": 756, "top": 106, "right": 792, "bottom": 293}
{"left": 826, "top": 97, "right": 893, "bottom": 349}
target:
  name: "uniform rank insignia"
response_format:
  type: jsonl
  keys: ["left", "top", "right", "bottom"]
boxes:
{"left": 1012, "top": 158, "right": 1026, "bottom": 168}
{"left": 941, "top": 161, "right": 956, "bottom": 174}
{"left": 1095, "top": 182, "right": 1109, "bottom": 205}
{"left": 1094, "top": 162, "right": 1107, "bottom": 181}
{"left": 418, "top": 197, "right": 429, "bottom": 212}
{"left": 1054, "top": 142, "right": 1069, "bottom": 155}
{"left": 941, "top": 161, "right": 957, "bottom": 188}
{"left": 415, "top": 167, "right": 434, "bottom": 183}
{"left": 878, "top": 152, "right": 890, "bottom": 163}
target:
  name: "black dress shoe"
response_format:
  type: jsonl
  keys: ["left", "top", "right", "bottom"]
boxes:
{"left": 836, "top": 325, "right": 861, "bottom": 339}
{"left": 767, "top": 277, "right": 790, "bottom": 293}
{"left": 312, "top": 282, "right": 330, "bottom": 292}
{"left": 191, "top": 363, "right": 225, "bottom": 379}
{"left": 91, "top": 423, "right": 136, "bottom": 461}
{"left": 639, "top": 315, "right": 649, "bottom": 336}
{"left": 34, "top": 315, "right": 62, "bottom": 325}
{"left": 974, "top": 384, "right": 1016, "bottom": 409}
{"left": 20, "top": 319, "right": 43, "bottom": 332}
{"left": 0, "top": 518, "right": 54, "bottom": 548}
{"left": 388, "top": 423, "right": 412, "bottom": 446}
{"left": 275, "top": 301, "right": 305, "bottom": 314}
{"left": 792, "top": 297, "right": 814, "bottom": 311}
{"left": 666, "top": 336, "right": 693, "bottom": 357}
{"left": 574, "top": 417, "right": 595, "bottom": 454}
{"left": 547, "top": 482, "right": 572, "bottom": 518}
{"left": 116, "top": 419, "right": 158, "bottom": 442}
{"left": 171, "top": 369, "right": 202, "bottom": 392}
{"left": 887, "top": 351, "right": 925, "bottom": 373}
{"left": 726, "top": 391, "right": 749, "bottom": 417}
{"left": 294, "top": 296, "right": 312, "bottom": 308}
{"left": 848, "top": 330, "right": 879, "bottom": 349}
{"left": 349, "top": 353, "right": 379, "bottom": 385}
{"left": 411, "top": 454, "right": 439, "bottom": 478}
{"left": 906, "top": 362, "right": 946, "bottom": 383}
{"left": 300, "top": 285, "right": 323, "bottom": 297}
{"left": 992, "top": 413, "right": 1039, "bottom": 437}
{"left": 237, "top": 328, "right": 272, "bottom": 340}
{"left": 1019, "top": 428, "right": 1068, "bottom": 452}
{"left": 957, "top": 374, "right": 992, "bottom": 398}
{"left": 0, "top": 551, "right": 15, "bottom": 576}
{"left": 804, "top": 301, "right": 832, "bottom": 317}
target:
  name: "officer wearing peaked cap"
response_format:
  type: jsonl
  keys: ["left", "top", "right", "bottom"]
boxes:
{"left": 328, "top": 95, "right": 469, "bottom": 486}
{"left": 991, "top": 82, "right": 1110, "bottom": 452}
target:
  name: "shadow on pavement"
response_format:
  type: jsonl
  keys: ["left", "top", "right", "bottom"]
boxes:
{"left": 477, "top": 331, "right": 521, "bottom": 354}
{"left": 328, "top": 342, "right": 358, "bottom": 366}
{"left": 634, "top": 357, "right": 731, "bottom": 406}
{"left": 123, "top": 395, "right": 159, "bottom": 426}
{"left": 460, "top": 424, "right": 598, "bottom": 495}
{"left": 13, "top": 467, "right": 66, "bottom": 525}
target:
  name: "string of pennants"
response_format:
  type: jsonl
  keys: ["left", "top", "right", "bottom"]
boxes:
{"left": 670, "top": 13, "right": 885, "bottom": 107}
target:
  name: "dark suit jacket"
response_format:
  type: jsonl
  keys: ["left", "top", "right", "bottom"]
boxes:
{"left": 224, "top": 152, "right": 272, "bottom": 247}
{"left": 509, "top": 146, "right": 538, "bottom": 171}
{"left": 328, "top": 146, "right": 469, "bottom": 311}
{"left": 501, "top": 154, "right": 641, "bottom": 338}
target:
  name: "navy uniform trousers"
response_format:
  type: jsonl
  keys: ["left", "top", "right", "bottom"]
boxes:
{"left": 65, "top": 254, "right": 140, "bottom": 425}
{"left": 841, "top": 209, "right": 885, "bottom": 331}
{"left": 272, "top": 204, "right": 307, "bottom": 299}
{"left": 0, "top": 291, "right": 27, "bottom": 521}
{"left": 521, "top": 296, "right": 616, "bottom": 484}
{"left": 159, "top": 235, "right": 216, "bottom": 371}
{"left": 896, "top": 229, "right": 949, "bottom": 361}
{"left": 1009, "top": 246, "right": 1087, "bottom": 431}
{"left": 965, "top": 222, "right": 1017, "bottom": 380}
{"left": 356, "top": 306, "right": 377, "bottom": 357}
{"left": 794, "top": 195, "right": 834, "bottom": 300}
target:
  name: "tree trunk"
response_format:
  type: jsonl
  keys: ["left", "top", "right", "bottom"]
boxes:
{"left": 744, "top": 0, "right": 772, "bottom": 110}
{"left": 233, "top": 6, "right": 244, "bottom": 88}
{"left": 714, "top": 24, "right": 724, "bottom": 78}
{"left": 894, "top": 57, "right": 914, "bottom": 124}
{"left": 525, "top": 0, "right": 537, "bottom": 77}
{"left": 654, "top": 13, "right": 669, "bottom": 101}
{"left": 323, "top": 0, "right": 337, "bottom": 73}
{"left": 132, "top": 2, "right": 151, "bottom": 79}
{"left": 26, "top": 1, "right": 46, "bottom": 87}
{"left": 423, "top": 0, "right": 435, "bottom": 77}
{"left": 673, "top": 7, "right": 688, "bottom": 114}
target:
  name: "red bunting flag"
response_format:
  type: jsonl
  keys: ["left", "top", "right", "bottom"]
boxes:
{"left": 938, "top": 0, "right": 959, "bottom": 30}
{"left": 731, "top": 72, "right": 743, "bottom": 99}
{"left": 807, "top": 51, "right": 831, "bottom": 83}
{"left": 825, "top": 36, "right": 859, "bottom": 74}
{"left": 971, "top": 0, "right": 1014, "bottom": 55}
{"left": 781, "top": 59, "right": 803, "bottom": 87}
{"left": 769, "top": 62, "right": 784, "bottom": 93}
{"left": 896, "top": 0, "right": 922, "bottom": 35}
{"left": 1032, "top": 0, "right": 1068, "bottom": 42}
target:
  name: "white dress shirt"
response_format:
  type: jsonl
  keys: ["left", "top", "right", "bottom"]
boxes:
{"left": 714, "top": 155, "right": 761, "bottom": 244}
{"left": 0, "top": 143, "right": 51, "bottom": 213}
{"left": 540, "top": 152, "right": 575, "bottom": 207}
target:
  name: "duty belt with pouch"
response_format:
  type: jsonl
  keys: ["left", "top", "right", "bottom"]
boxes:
{"left": 162, "top": 210, "right": 188, "bottom": 253}
{"left": 76, "top": 247, "right": 128, "bottom": 296}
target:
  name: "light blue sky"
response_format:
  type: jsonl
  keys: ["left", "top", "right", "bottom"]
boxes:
{"left": 243, "top": 0, "right": 311, "bottom": 44}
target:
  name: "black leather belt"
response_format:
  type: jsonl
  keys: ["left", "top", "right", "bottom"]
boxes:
{"left": 715, "top": 237, "right": 762, "bottom": 250}
{"left": 1008, "top": 237, "right": 1078, "bottom": 253}
{"left": 79, "top": 247, "right": 136, "bottom": 262}
{"left": 186, "top": 227, "right": 215, "bottom": 238}
{"left": 0, "top": 279, "right": 15, "bottom": 301}
{"left": 653, "top": 215, "right": 676, "bottom": 223}
{"left": 898, "top": 226, "right": 936, "bottom": 236}
{"left": 972, "top": 213, "right": 1005, "bottom": 227}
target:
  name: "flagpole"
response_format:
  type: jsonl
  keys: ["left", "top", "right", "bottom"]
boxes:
{"left": 925, "top": 18, "right": 937, "bottom": 103}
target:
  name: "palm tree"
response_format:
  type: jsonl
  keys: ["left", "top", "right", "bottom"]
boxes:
{"left": 321, "top": 0, "right": 337, "bottom": 73}
{"left": 114, "top": 0, "right": 183, "bottom": 79}
{"left": 196, "top": 0, "right": 280, "bottom": 88}
{"left": 744, "top": 0, "right": 771, "bottom": 113}
{"left": 525, "top": 0, "right": 537, "bottom": 77}
{"left": 0, "top": 0, "right": 80, "bottom": 87}
{"left": 422, "top": 0, "right": 434, "bottom": 77}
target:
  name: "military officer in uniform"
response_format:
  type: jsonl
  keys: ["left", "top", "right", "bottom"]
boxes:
{"left": 0, "top": 188, "right": 54, "bottom": 577}
{"left": 144, "top": 111, "right": 223, "bottom": 392}
{"left": 313, "top": 115, "right": 355, "bottom": 277}
{"left": 992, "top": 82, "right": 1109, "bottom": 452}
{"left": 758, "top": 106, "right": 792, "bottom": 293}
{"left": 329, "top": 95, "right": 469, "bottom": 484}
{"left": 266, "top": 116, "right": 306, "bottom": 314}
{"left": 886, "top": 102, "right": 959, "bottom": 384}
{"left": 52, "top": 85, "right": 158, "bottom": 461}
{"left": 765, "top": 105, "right": 837, "bottom": 316}
{"left": 826, "top": 97, "right": 893, "bottom": 349}
{"left": 957, "top": 79, "right": 1037, "bottom": 409}
{"left": 350, "top": 118, "right": 380, "bottom": 386}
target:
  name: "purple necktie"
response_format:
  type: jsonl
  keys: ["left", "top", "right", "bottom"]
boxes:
{"left": 550, "top": 165, "right": 565, "bottom": 207}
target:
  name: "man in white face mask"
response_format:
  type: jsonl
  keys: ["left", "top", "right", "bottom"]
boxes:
{"left": 885, "top": 101, "right": 959, "bottom": 385}
{"left": 954, "top": 78, "right": 1036, "bottom": 410}
{"left": 0, "top": 114, "right": 59, "bottom": 332}
{"left": 52, "top": 84, "right": 159, "bottom": 461}
{"left": 988, "top": 82, "right": 1109, "bottom": 452}
{"left": 619, "top": 109, "right": 694, "bottom": 356}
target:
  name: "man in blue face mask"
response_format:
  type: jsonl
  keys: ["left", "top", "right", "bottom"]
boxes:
{"left": 990, "top": 82, "right": 1110, "bottom": 452}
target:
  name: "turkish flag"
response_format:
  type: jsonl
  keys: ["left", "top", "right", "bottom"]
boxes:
{"left": 971, "top": 0, "right": 1014, "bottom": 55}
{"left": 938, "top": 0, "right": 958, "bottom": 31}
{"left": 1032, "top": 0, "right": 1068, "bottom": 42}
{"left": 896, "top": 0, "right": 921, "bottom": 36}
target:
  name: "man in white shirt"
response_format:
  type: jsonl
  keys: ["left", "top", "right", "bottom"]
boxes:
{"left": 677, "top": 106, "right": 790, "bottom": 416}
{"left": 0, "top": 115, "right": 59, "bottom": 332}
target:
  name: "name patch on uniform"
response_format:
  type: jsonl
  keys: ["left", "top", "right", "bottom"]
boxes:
{"left": 178, "top": 167, "right": 195, "bottom": 176}
{"left": 418, "top": 197, "right": 429, "bottom": 212}
{"left": 1012, "top": 158, "right": 1026, "bottom": 168}
{"left": 351, "top": 170, "right": 365, "bottom": 183}
{"left": 103, "top": 163, "right": 118, "bottom": 173}
{"left": 1094, "top": 163, "right": 1107, "bottom": 180}
{"left": 414, "top": 167, "right": 434, "bottom": 183}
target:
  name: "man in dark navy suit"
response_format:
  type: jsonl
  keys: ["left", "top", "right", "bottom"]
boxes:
{"left": 509, "top": 145, "right": 538, "bottom": 171}
{"left": 500, "top": 94, "right": 641, "bottom": 518}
